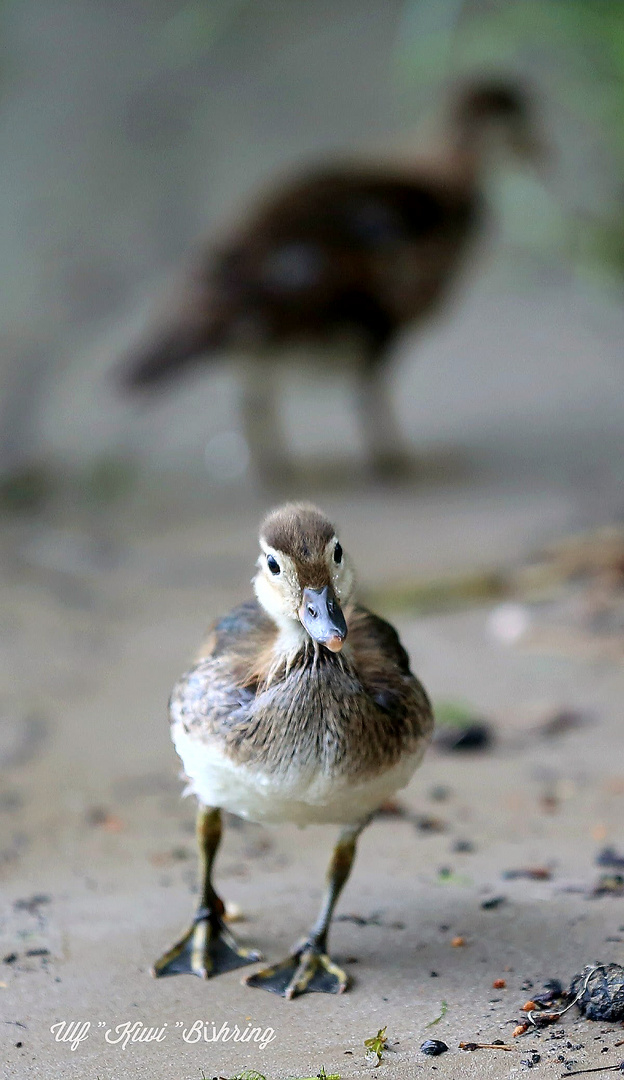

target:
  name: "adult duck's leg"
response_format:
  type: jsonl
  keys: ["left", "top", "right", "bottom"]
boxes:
{"left": 356, "top": 348, "right": 413, "bottom": 480}
{"left": 152, "top": 806, "right": 262, "bottom": 978}
{"left": 246, "top": 819, "right": 367, "bottom": 998}
{"left": 239, "top": 354, "right": 294, "bottom": 488}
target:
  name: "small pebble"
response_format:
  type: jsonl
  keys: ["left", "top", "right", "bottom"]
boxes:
{"left": 420, "top": 1040, "right": 448, "bottom": 1056}
{"left": 596, "top": 846, "right": 624, "bottom": 870}
{"left": 453, "top": 839, "right": 475, "bottom": 853}
{"left": 492, "top": 978, "right": 506, "bottom": 989}
{"left": 481, "top": 895, "right": 506, "bottom": 910}
{"left": 416, "top": 815, "right": 446, "bottom": 833}
{"left": 571, "top": 963, "right": 624, "bottom": 1021}
{"left": 451, "top": 936, "right": 466, "bottom": 947}
{"left": 429, "top": 785, "right": 451, "bottom": 802}
{"left": 437, "top": 722, "right": 493, "bottom": 752}
{"left": 13, "top": 894, "right": 51, "bottom": 913}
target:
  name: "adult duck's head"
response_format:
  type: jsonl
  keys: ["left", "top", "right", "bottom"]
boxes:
{"left": 254, "top": 503, "right": 354, "bottom": 652}
{"left": 451, "top": 78, "right": 548, "bottom": 169}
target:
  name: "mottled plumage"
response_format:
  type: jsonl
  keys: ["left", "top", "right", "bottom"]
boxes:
{"left": 152, "top": 503, "right": 434, "bottom": 996}
{"left": 173, "top": 599, "right": 430, "bottom": 783}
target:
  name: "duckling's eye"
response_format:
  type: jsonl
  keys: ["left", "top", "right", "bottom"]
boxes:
{"left": 333, "top": 542, "right": 343, "bottom": 565}
{"left": 267, "top": 554, "right": 280, "bottom": 575}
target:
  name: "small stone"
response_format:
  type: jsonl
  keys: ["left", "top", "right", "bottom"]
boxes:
{"left": 420, "top": 1039, "right": 449, "bottom": 1056}
{"left": 481, "top": 895, "right": 506, "bottom": 910}
{"left": 571, "top": 963, "right": 624, "bottom": 1022}
{"left": 13, "top": 894, "right": 51, "bottom": 913}
{"left": 436, "top": 722, "right": 493, "bottom": 752}
{"left": 416, "top": 815, "right": 447, "bottom": 833}
{"left": 453, "top": 838, "right": 475, "bottom": 853}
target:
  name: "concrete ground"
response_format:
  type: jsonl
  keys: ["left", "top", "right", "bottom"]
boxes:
{"left": 2, "top": 3, "right": 624, "bottom": 1075}
{"left": 2, "top": 468, "right": 624, "bottom": 1080}
{"left": 2, "top": 273, "right": 624, "bottom": 1080}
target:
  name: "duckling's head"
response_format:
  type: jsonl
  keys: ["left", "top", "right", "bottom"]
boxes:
{"left": 254, "top": 503, "right": 354, "bottom": 652}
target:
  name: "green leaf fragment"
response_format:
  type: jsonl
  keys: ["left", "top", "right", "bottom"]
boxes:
{"left": 364, "top": 1026, "right": 388, "bottom": 1065}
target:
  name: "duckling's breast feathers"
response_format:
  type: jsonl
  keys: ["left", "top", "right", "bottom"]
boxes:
{"left": 169, "top": 598, "right": 432, "bottom": 823}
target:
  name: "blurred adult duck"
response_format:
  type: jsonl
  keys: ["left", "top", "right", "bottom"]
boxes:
{"left": 120, "top": 80, "right": 544, "bottom": 480}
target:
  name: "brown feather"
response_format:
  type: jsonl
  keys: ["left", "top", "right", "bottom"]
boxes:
{"left": 170, "top": 598, "right": 433, "bottom": 781}
{"left": 261, "top": 503, "right": 335, "bottom": 560}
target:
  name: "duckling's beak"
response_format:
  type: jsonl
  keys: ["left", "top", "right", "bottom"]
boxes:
{"left": 299, "top": 585, "right": 347, "bottom": 652}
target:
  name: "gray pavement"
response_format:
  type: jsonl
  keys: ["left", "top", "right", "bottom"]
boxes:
{"left": 2, "top": 465, "right": 624, "bottom": 1078}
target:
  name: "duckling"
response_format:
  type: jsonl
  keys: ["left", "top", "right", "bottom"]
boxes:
{"left": 152, "top": 502, "right": 433, "bottom": 998}
{"left": 119, "top": 78, "right": 544, "bottom": 481}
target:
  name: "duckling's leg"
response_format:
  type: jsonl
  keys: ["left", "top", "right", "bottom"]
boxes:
{"left": 152, "top": 806, "right": 262, "bottom": 979}
{"left": 245, "top": 818, "right": 366, "bottom": 998}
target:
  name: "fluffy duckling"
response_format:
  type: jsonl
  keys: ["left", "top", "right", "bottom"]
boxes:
{"left": 152, "top": 503, "right": 433, "bottom": 998}
{"left": 120, "top": 79, "right": 544, "bottom": 480}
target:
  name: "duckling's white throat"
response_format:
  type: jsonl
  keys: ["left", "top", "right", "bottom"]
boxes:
{"left": 273, "top": 615, "right": 308, "bottom": 656}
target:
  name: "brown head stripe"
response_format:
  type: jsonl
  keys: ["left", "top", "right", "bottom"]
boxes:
{"left": 261, "top": 503, "right": 335, "bottom": 562}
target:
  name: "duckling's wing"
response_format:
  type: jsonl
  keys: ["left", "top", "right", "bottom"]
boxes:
{"left": 349, "top": 605, "right": 412, "bottom": 676}
{"left": 171, "top": 599, "right": 274, "bottom": 738}
{"left": 169, "top": 657, "right": 255, "bottom": 739}
{"left": 195, "top": 599, "right": 273, "bottom": 663}
{"left": 348, "top": 606, "right": 432, "bottom": 726}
